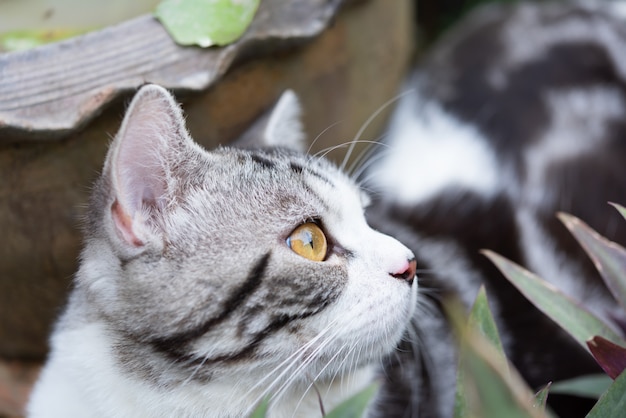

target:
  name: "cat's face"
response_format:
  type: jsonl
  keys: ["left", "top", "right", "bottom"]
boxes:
{"left": 79, "top": 86, "right": 416, "bottom": 393}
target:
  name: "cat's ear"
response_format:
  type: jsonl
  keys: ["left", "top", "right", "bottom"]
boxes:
{"left": 262, "top": 90, "right": 306, "bottom": 151}
{"left": 234, "top": 90, "right": 307, "bottom": 152}
{"left": 104, "top": 84, "right": 189, "bottom": 248}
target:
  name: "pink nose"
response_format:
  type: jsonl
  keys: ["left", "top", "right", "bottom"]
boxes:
{"left": 390, "top": 258, "right": 417, "bottom": 284}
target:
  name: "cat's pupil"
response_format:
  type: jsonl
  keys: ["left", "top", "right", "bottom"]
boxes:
{"left": 287, "top": 222, "right": 328, "bottom": 262}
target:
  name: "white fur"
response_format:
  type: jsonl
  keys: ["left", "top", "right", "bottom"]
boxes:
{"left": 608, "top": 0, "right": 626, "bottom": 20}
{"left": 28, "top": 320, "right": 377, "bottom": 418}
{"left": 369, "top": 90, "right": 500, "bottom": 204}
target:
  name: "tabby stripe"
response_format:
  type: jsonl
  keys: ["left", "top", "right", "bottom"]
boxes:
{"left": 291, "top": 160, "right": 336, "bottom": 187}
{"left": 150, "top": 252, "right": 271, "bottom": 357}
{"left": 185, "top": 299, "right": 333, "bottom": 367}
{"left": 251, "top": 154, "right": 276, "bottom": 169}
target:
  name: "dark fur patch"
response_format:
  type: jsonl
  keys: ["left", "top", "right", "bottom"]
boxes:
{"left": 183, "top": 304, "right": 334, "bottom": 367}
{"left": 149, "top": 253, "right": 271, "bottom": 360}
{"left": 251, "top": 153, "right": 277, "bottom": 169}
{"left": 289, "top": 162, "right": 304, "bottom": 175}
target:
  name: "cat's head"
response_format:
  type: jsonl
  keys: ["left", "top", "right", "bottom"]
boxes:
{"left": 79, "top": 85, "right": 416, "bottom": 397}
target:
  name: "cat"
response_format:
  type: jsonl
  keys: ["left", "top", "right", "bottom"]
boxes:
{"left": 27, "top": 1, "right": 626, "bottom": 417}
{"left": 26, "top": 85, "right": 418, "bottom": 418}
{"left": 366, "top": 1, "right": 626, "bottom": 417}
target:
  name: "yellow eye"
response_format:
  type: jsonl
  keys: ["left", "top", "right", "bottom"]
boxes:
{"left": 287, "top": 222, "right": 328, "bottom": 262}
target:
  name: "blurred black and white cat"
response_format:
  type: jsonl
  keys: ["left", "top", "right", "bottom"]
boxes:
{"left": 367, "top": 1, "right": 626, "bottom": 417}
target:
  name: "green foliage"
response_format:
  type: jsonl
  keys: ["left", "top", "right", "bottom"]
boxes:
{"left": 452, "top": 288, "right": 549, "bottom": 418}
{"left": 534, "top": 383, "right": 551, "bottom": 410}
{"left": 558, "top": 212, "right": 626, "bottom": 310}
{"left": 155, "top": 0, "right": 259, "bottom": 47}
{"left": 483, "top": 250, "right": 626, "bottom": 350}
{"left": 550, "top": 374, "right": 612, "bottom": 399}
{"left": 585, "top": 369, "right": 626, "bottom": 417}
{"left": 248, "top": 384, "right": 378, "bottom": 418}
{"left": 249, "top": 398, "right": 269, "bottom": 418}
{"left": 325, "top": 384, "right": 379, "bottom": 418}
{"left": 483, "top": 204, "right": 626, "bottom": 417}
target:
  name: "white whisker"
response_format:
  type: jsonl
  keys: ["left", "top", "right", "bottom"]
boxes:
{"left": 340, "top": 89, "right": 414, "bottom": 172}
{"left": 308, "top": 120, "right": 345, "bottom": 155}
{"left": 246, "top": 316, "right": 345, "bottom": 409}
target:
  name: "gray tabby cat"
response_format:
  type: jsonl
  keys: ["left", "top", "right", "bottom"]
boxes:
{"left": 27, "top": 85, "right": 418, "bottom": 417}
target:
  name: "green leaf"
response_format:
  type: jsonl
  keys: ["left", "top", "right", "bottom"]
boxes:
{"left": 155, "top": 0, "right": 260, "bottom": 47}
{"left": 483, "top": 250, "right": 626, "bottom": 351}
{"left": 534, "top": 383, "right": 551, "bottom": 410}
{"left": 461, "top": 334, "right": 546, "bottom": 418}
{"left": 469, "top": 286, "right": 507, "bottom": 370}
{"left": 550, "top": 374, "right": 612, "bottom": 399}
{"left": 586, "top": 369, "right": 626, "bottom": 417}
{"left": 248, "top": 398, "right": 269, "bottom": 418}
{"left": 447, "top": 299, "right": 546, "bottom": 418}
{"left": 456, "top": 287, "right": 509, "bottom": 418}
{"left": 454, "top": 364, "right": 469, "bottom": 418}
{"left": 325, "top": 383, "right": 378, "bottom": 418}
{"left": 559, "top": 212, "right": 626, "bottom": 311}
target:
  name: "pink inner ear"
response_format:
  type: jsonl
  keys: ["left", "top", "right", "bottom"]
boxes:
{"left": 111, "top": 200, "right": 144, "bottom": 247}
{"left": 116, "top": 136, "right": 167, "bottom": 212}
{"left": 107, "top": 85, "right": 187, "bottom": 248}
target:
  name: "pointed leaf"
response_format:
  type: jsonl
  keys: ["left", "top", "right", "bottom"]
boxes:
{"left": 325, "top": 383, "right": 378, "bottom": 418}
{"left": 456, "top": 287, "right": 507, "bottom": 418}
{"left": 483, "top": 251, "right": 626, "bottom": 351}
{"left": 550, "top": 374, "right": 612, "bottom": 399}
{"left": 559, "top": 212, "right": 626, "bottom": 311}
{"left": 469, "top": 286, "right": 507, "bottom": 370}
{"left": 587, "top": 336, "right": 626, "bottom": 379}
{"left": 447, "top": 300, "right": 546, "bottom": 418}
{"left": 609, "top": 202, "right": 626, "bottom": 222}
{"left": 155, "top": 0, "right": 260, "bottom": 47}
{"left": 585, "top": 369, "right": 626, "bottom": 418}
{"left": 534, "top": 383, "right": 551, "bottom": 410}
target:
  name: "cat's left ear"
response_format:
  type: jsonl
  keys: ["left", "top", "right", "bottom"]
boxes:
{"left": 104, "top": 84, "right": 191, "bottom": 250}
{"left": 235, "top": 90, "right": 307, "bottom": 152}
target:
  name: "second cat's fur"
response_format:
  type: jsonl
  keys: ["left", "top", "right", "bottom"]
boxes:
{"left": 368, "top": 2, "right": 626, "bottom": 417}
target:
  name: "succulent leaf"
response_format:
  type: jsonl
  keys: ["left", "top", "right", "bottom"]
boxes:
{"left": 483, "top": 251, "right": 626, "bottom": 351}
{"left": 587, "top": 336, "right": 626, "bottom": 380}
{"left": 558, "top": 212, "right": 626, "bottom": 312}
